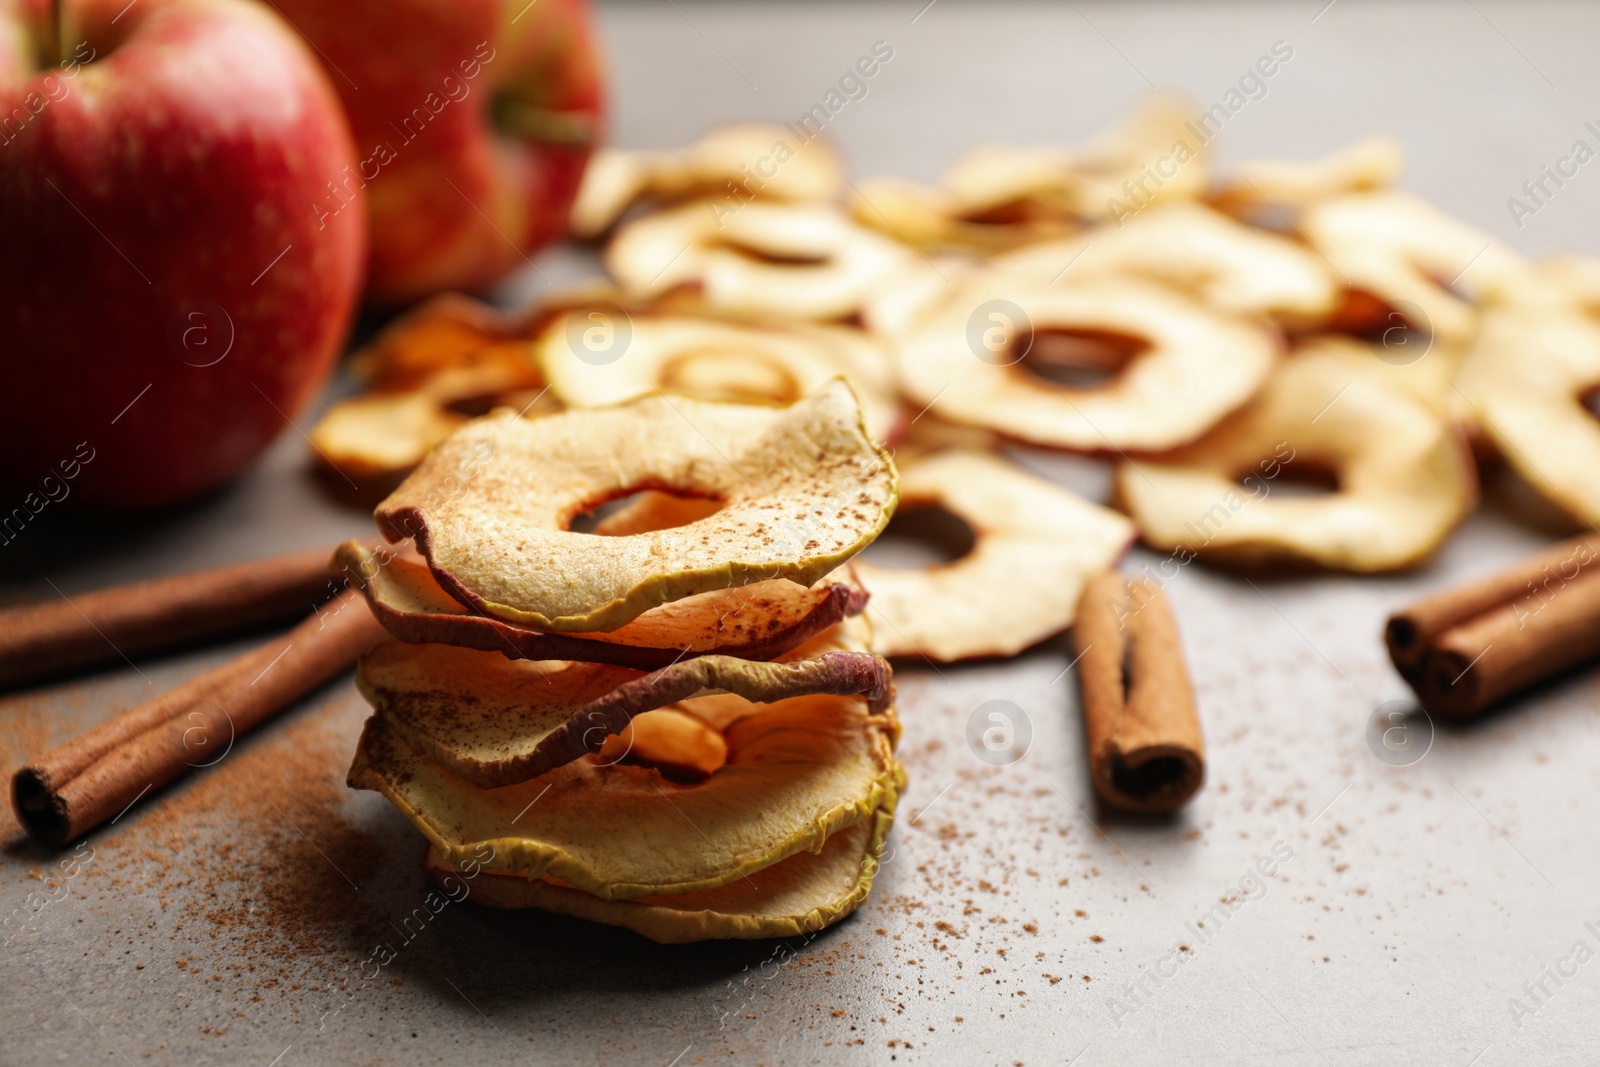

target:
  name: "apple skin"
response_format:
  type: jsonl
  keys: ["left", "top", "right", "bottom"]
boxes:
{"left": 0, "top": 0, "right": 365, "bottom": 510}
{"left": 272, "top": 0, "right": 604, "bottom": 304}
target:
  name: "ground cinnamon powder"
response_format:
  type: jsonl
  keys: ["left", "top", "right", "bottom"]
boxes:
{"left": 6, "top": 685, "right": 389, "bottom": 993}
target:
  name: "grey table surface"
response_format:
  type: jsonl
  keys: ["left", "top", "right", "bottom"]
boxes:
{"left": 6, "top": 1, "right": 1600, "bottom": 1064}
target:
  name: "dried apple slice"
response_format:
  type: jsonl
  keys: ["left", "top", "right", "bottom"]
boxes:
{"left": 605, "top": 201, "right": 912, "bottom": 321}
{"left": 992, "top": 202, "right": 1339, "bottom": 323}
{"left": 1210, "top": 137, "right": 1404, "bottom": 218}
{"left": 350, "top": 293, "right": 518, "bottom": 391}
{"left": 376, "top": 381, "right": 898, "bottom": 633}
{"left": 1290, "top": 333, "right": 1462, "bottom": 423}
{"left": 944, "top": 94, "right": 1207, "bottom": 223}
{"left": 336, "top": 541, "right": 870, "bottom": 670}
{"left": 422, "top": 800, "right": 899, "bottom": 943}
{"left": 536, "top": 313, "right": 901, "bottom": 443}
{"left": 347, "top": 679, "right": 902, "bottom": 899}
{"left": 311, "top": 351, "right": 553, "bottom": 488}
{"left": 859, "top": 255, "right": 973, "bottom": 340}
{"left": 1302, "top": 191, "right": 1527, "bottom": 345}
{"left": 851, "top": 96, "right": 1204, "bottom": 253}
{"left": 895, "top": 274, "right": 1276, "bottom": 452}
{"left": 849, "top": 176, "right": 1080, "bottom": 255}
{"left": 312, "top": 392, "right": 468, "bottom": 486}
{"left": 355, "top": 633, "right": 891, "bottom": 786}
{"left": 594, "top": 707, "right": 728, "bottom": 783}
{"left": 1455, "top": 294, "right": 1600, "bottom": 525}
{"left": 570, "top": 123, "right": 845, "bottom": 238}
{"left": 1117, "top": 346, "right": 1476, "bottom": 571}
{"left": 854, "top": 449, "right": 1133, "bottom": 661}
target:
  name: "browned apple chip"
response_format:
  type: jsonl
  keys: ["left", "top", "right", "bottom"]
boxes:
{"left": 356, "top": 635, "right": 891, "bottom": 787}
{"left": 335, "top": 541, "right": 870, "bottom": 670}
{"left": 350, "top": 292, "right": 520, "bottom": 391}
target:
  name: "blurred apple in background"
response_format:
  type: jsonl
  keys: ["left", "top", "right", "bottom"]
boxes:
{"left": 273, "top": 0, "right": 605, "bottom": 303}
{"left": 0, "top": 0, "right": 365, "bottom": 510}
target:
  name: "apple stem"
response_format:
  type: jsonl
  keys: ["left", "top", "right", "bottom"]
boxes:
{"left": 51, "top": 0, "right": 66, "bottom": 67}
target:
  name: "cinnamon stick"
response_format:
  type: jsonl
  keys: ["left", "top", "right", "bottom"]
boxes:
{"left": 1385, "top": 533, "right": 1600, "bottom": 718}
{"left": 0, "top": 546, "right": 339, "bottom": 690}
{"left": 1073, "top": 573, "right": 1205, "bottom": 814}
{"left": 10, "top": 589, "right": 384, "bottom": 847}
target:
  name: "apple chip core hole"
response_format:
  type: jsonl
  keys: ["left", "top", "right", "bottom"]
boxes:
{"left": 566, "top": 488, "right": 725, "bottom": 535}
{"left": 1016, "top": 328, "right": 1148, "bottom": 388}
{"left": 1109, "top": 753, "right": 1191, "bottom": 802}
{"left": 660, "top": 348, "right": 802, "bottom": 404}
{"left": 1237, "top": 458, "right": 1341, "bottom": 499}
{"left": 858, "top": 502, "right": 978, "bottom": 569}
{"left": 442, "top": 390, "right": 514, "bottom": 418}
{"left": 1332, "top": 288, "right": 1430, "bottom": 343}
{"left": 962, "top": 200, "right": 1037, "bottom": 227}
{"left": 1580, "top": 386, "right": 1600, "bottom": 423}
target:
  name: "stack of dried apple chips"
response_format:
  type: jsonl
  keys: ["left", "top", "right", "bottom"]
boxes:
{"left": 338, "top": 381, "right": 906, "bottom": 942}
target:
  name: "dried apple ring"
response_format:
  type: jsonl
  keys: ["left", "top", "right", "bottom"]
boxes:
{"left": 992, "top": 202, "right": 1339, "bottom": 323}
{"left": 854, "top": 449, "right": 1133, "bottom": 661}
{"left": 1116, "top": 347, "right": 1475, "bottom": 571}
{"left": 851, "top": 95, "right": 1205, "bottom": 253}
{"left": 1289, "top": 333, "right": 1462, "bottom": 424}
{"left": 950, "top": 94, "right": 1208, "bottom": 220}
{"left": 349, "top": 292, "right": 517, "bottom": 390}
{"left": 421, "top": 801, "right": 897, "bottom": 943}
{"left": 355, "top": 636, "right": 891, "bottom": 786}
{"left": 335, "top": 541, "right": 870, "bottom": 671}
{"left": 570, "top": 122, "right": 845, "bottom": 238}
{"left": 377, "top": 380, "right": 898, "bottom": 633}
{"left": 1210, "top": 137, "right": 1404, "bottom": 218}
{"left": 605, "top": 201, "right": 912, "bottom": 321}
{"left": 347, "top": 666, "right": 902, "bottom": 900}
{"left": 310, "top": 352, "right": 555, "bottom": 488}
{"left": 1455, "top": 292, "right": 1600, "bottom": 525}
{"left": 849, "top": 176, "right": 1080, "bottom": 255}
{"left": 1302, "top": 191, "right": 1528, "bottom": 345}
{"left": 312, "top": 392, "right": 468, "bottom": 487}
{"left": 536, "top": 312, "right": 901, "bottom": 443}
{"left": 895, "top": 274, "right": 1277, "bottom": 452}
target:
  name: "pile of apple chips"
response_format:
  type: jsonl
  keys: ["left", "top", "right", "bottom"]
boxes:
{"left": 316, "top": 101, "right": 1600, "bottom": 920}
{"left": 317, "top": 98, "right": 1600, "bottom": 679}
{"left": 338, "top": 381, "right": 907, "bottom": 942}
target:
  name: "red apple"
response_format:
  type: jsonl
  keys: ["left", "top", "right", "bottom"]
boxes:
{"left": 271, "top": 0, "right": 604, "bottom": 303}
{"left": 0, "top": 0, "right": 366, "bottom": 511}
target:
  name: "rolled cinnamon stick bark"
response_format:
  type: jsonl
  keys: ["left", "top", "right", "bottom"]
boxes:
{"left": 0, "top": 546, "right": 339, "bottom": 690}
{"left": 10, "top": 589, "right": 385, "bottom": 848}
{"left": 1073, "top": 573, "right": 1205, "bottom": 814}
{"left": 1385, "top": 533, "right": 1600, "bottom": 718}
